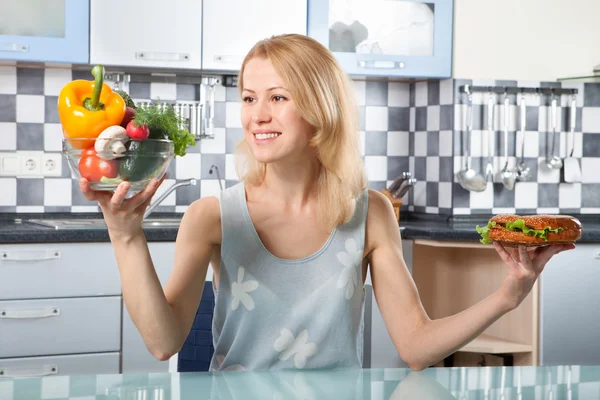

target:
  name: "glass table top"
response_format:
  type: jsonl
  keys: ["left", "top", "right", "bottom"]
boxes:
{"left": 1, "top": 365, "right": 598, "bottom": 399}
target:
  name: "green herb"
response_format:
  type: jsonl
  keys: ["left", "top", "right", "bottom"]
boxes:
{"left": 132, "top": 101, "right": 196, "bottom": 157}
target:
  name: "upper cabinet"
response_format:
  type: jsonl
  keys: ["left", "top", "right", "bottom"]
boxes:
{"left": 0, "top": 0, "right": 89, "bottom": 64}
{"left": 90, "top": 0, "right": 203, "bottom": 70}
{"left": 307, "top": 0, "right": 453, "bottom": 78}
{"left": 202, "top": 0, "right": 308, "bottom": 72}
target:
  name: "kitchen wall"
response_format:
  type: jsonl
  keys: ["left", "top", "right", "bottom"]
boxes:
{"left": 452, "top": 0, "right": 600, "bottom": 81}
{"left": 1, "top": 65, "right": 599, "bottom": 216}
{"left": 0, "top": 65, "right": 424, "bottom": 213}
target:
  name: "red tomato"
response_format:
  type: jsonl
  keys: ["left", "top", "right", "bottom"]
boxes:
{"left": 126, "top": 121, "right": 150, "bottom": 140}
{"left": 79, "top": 148, "right": 119, "bottom": 182}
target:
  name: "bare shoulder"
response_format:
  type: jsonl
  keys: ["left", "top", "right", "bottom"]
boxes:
{"left": 365, "top": 189, "right": 402, "bottom": 251}
{"left": 178, "top": 195, "right": 222, "bottom": 245}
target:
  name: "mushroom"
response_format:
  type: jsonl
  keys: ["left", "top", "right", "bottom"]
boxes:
{"left": 95, "top": 126, "right": 129, "bottom": 160}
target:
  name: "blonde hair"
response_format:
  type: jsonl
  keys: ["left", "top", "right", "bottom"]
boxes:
{"left": 235, "top": 34, "right": 367, "bottom": 231}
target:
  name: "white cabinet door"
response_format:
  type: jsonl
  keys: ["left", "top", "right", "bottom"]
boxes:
{"left": 202, "top": 0, "right": 307, "bottom": 72}
{"left": 90, "top": 0, "right": 202, "bottom": 69}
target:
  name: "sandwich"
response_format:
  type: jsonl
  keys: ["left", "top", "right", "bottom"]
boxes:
{"left": 476, "top": 214, "right": 582, "bottom": 246}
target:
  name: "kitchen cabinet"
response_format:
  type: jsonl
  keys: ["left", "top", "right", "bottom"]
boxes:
{"left": 539, "top": 244, "right": 600, "bottom": 366}
{"left": 0, "top": 0, "right": 89, "bottom": 64}
{"left": 90, "top": 0, "right": 203, "bottom": 70}
{"left": 307, "top": 0, "right": 453, "bottom": 78}
{"left": 411, "top": 239, "right": 538, "bottom": 367}
{"left": 0, "top": 242, "right": 122, "bottom": 377}
{"left": 201, "top": 0, "right": 308, "bottom": 72}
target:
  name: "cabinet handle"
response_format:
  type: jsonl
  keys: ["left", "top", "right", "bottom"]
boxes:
{"left": 357, "top": 60, "right": 405, "bottom": 69}
{"left": 0, "top": 364, "right": 58, "bottom": 378}
{"left": 0, "top": 43, "right": 29, "bottom": 52}
{"left": 135, "top": 52, "right": 189, "bottom": 61}
{"left": 0, "top": 306, "right": 60, "bottom": 319}
{"left": 0, "top": 249, "right": 61, "bottom": 261}
{"left": 214, "top": 55, "right": 243, "bottom": 64}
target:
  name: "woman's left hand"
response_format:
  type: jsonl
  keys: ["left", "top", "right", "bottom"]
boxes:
{"left": 493, "top": 242, "right": 575, "bottom": 310}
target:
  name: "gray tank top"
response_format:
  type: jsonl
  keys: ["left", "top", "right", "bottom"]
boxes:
{"left": 209, "top": 182, "right": 369, "bottom": 371}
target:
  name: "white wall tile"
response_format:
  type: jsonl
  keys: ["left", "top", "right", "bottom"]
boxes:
{"left": 214, "top": 83, "right": 226, "bottom": 102}
{"left": 536, "top": 207, "right": 559, "bottom": 214}
{"left": 537, "top": 158, "right": 561, "bottom": 183}
{"left": 201, "top": 179, "right": 225, "bottom": 199}
{"left": 175, "top": 153, "right": 201, "bottom": 179}
{"left": 515, "top": 182, "right": 538, "bottom": 208}
{"left": 43, "top": 123, "right": 63, "bottom": 151}
{"left": 0, "top": 122, "right": 17, "bottom": 150}
{"left": 492, "top": 207, "right": 516, "bottom": 214}
{"left": 387, "top": 131, "right": 409, "bottom": 156}
{"left": 44, "top": 68, "right": 72, "bottom": 96}
{"left": 16, "top": 206, "right": 44, "bottom": 213}
{"left": 225, "top": 102, "right": 242, "bottom": 128}
{"left": 523, "top": 131, "right": 540, "bottom": 158}
{"left": 426, "top": 156, "right": 439, "bottom": 181}
{"left": 470, "top": 182, "right": 494, "bottom": 209}
{"left": 365, "top": 106, "right": 388, "bottom": 131}
{"left": 438, "top": 182, "right": 452, "bottom": 208}
{"left": 16, "top": 95, "right": 45, "bottom": 123}
{"left": 387, "top": 82, "right": 409, "bottom": 107}
{"left": 414, "top": 132, "right": 427, "bottom": 156}
{"left": 0, "top": 66, "right": 16, "bottom": 94}
{"left": 200, "top": 128, "right": 226, "bottom": 153}
{"left": 0, "top": 177, "right": 16, "bottom": 206}
{"left": 413, "top": 181, "right": 426, "bottom": 206}
{"left": 71, "top": 206, "right": 99, "bottom": 213}
{"left": 439, "top": 79, "right": 453, "bottom": 105}
{"left": 154, "top": 179, "right": 176, "bottom": 206}
{"left": 581, "top": 207, "right": 600, "bottom": 214}
{"left": 353, "top": 80, "right": 366, "bottom": 106}
{"left": 583, "top": 108, "right": 600, "bottom": 133}
{"left": 559, "top": 183, "right": 582, "bottom": 209}
{"left": 364, "top": 156, "right": 387, "bottom": 181}
{"left": 439, "top": 130, "right": 453, "bottom": 157}
{"left": 225, "top": 154, "right": 238, "bottom": 180}
{"left": 415, "top": 82, "right": 427, "bottom": 107}
{"left": 582, "top": 158, "right": 600, "bottom": 183}
{"left": 150, "top": 82, "right": 177, "bottom": 100}
{"left": 427, "top": 105, "right": 440, "bottom": 131}
{"left": 453, "top": 207, "right": 471, "bottom": 215}
{"left": 44, "top": 178, "right": 71, "bottom": 206}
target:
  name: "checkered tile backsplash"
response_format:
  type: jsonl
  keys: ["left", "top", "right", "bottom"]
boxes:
{"left": 0, "top": 64, "right": 599, "bottom": 215}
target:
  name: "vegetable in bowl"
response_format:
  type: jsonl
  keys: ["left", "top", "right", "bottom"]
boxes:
{"left": 58, "top": 65, "right": 196, "bottom": 191}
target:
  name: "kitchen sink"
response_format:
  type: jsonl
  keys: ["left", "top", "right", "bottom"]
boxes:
{"left": 25, "top": 218, "right": 182, "bottom": 230}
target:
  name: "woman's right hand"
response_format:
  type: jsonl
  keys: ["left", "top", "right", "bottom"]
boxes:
{"left": 79, "top": 176, "right": 164, "bottom": 242}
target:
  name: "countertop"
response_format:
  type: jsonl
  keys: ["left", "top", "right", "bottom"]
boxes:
{"left": 0, "top": 212, "right": 599, "bottom": 244}
{"left": 0, "top": 365, "right": 594, "bottom": 399}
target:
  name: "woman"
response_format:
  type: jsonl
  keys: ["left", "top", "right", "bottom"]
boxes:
{"left": 80, "top": 34, "right": 574, "bottom": 371}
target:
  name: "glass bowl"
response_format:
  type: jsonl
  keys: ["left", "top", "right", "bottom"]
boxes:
{"left": 62, "top": 138, "right": 174, "bottom": 191}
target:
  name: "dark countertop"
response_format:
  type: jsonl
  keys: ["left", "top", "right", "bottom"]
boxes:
{"left": 0, "top": 212, "right": 599, "bottom": 244}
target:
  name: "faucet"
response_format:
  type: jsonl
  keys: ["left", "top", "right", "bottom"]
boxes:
{"left": 143, "top": 178, "right": 197, "bottom": 219}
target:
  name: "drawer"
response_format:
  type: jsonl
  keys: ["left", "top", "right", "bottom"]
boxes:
{"left": 0, "top": 352, "right": 120, "bottom": 378}
{"left": 0, "top": 243, "right": 121, "bottom": 300}
{"left": 0, "top": 296, "right": 121, "bottom": 358}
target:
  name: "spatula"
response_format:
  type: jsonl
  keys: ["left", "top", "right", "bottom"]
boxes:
{"left": 563, "top": 95, "right": 581, "bottom": 183}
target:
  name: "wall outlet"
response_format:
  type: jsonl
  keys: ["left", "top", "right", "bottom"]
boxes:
{"left": 41, "top": 153, "right": 62, "bottom": 176}
{"left": 17, "top": 151, "right": 43, "bottom": 177}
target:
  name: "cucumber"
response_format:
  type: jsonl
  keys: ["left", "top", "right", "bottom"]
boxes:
{"left": 119, "top": 140, "right": 168, "bottom": 182}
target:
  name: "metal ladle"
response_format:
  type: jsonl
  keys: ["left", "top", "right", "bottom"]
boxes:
{"left": 456, "top": 90, "right": 486, "bottom": 192}
{"left": 500, "top": 93, "right": 516, "bottom": 190}
{"left": 516, "top": 93, "right": 531, "bottom": 181}
{"left": 545, "top": 94, "right": 563, "bottom": 170}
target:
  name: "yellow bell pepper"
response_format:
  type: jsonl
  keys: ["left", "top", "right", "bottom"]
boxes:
{"left": 58, "top": 65, "right": 126, "bottom": 149}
